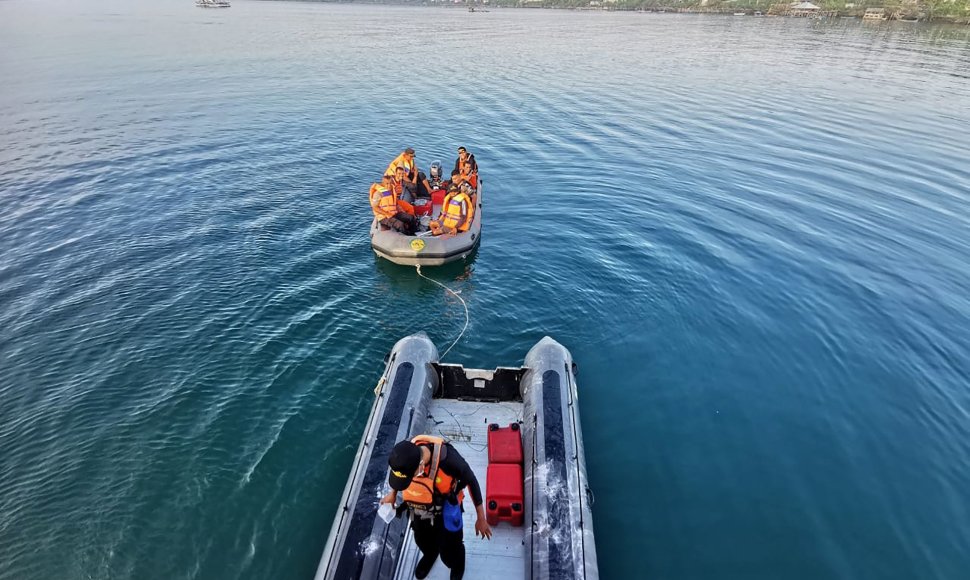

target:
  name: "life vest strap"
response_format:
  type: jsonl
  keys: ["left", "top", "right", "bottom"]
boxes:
{"left": 427, "top": 441, "right": 442, "bottom": 487}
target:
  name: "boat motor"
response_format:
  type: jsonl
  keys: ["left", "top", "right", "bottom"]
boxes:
{"left": 429, "top": 161, "right": 444, "bottom": 189}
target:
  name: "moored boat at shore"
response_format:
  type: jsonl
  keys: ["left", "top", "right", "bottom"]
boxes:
{"left": 314, "top": 333, "right": 598, "bottom": 580}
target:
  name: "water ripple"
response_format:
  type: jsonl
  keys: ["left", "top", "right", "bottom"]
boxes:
{"left": 2, "top": 4, "right": 970, "bottom": 580}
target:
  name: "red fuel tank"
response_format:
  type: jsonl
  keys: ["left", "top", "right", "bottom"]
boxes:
{"left": 412, "top": 198, "right": 433, "bottom": 216}
{"left": 487, "top": 423, "right": 523, "bottom": 464}
{"left": 486, "top": 463, "right": 524, "bottom": 527}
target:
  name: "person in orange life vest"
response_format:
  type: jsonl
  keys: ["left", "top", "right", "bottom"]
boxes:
{"left": 381, "top": 436, "right": 491, "bottom": 580}
{"left": 386, "top": 147, "right": 434, "bottom": 200}
{"left": 457, "top": 160, "right": 478, "bottom": 190}
{"left": 391, "top": 165, "right": 411, "bottom": 203}
{"left": 370, "top": 174, "right": 417, "bottom": 235}
{"left": 429, "top": 184, "right": 474, "bottom": 237}
{"left": 445, "top": 171, "right": 475, "bottom": 204}
{"left": 386, "top": 148, "right": 417, "bottom": 185}
{"left": 452, "top": 146, "right": 477, "bottom": 175}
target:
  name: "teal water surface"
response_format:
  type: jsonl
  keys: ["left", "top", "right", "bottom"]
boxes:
{"left": 2, "top": 1, "right": 970, "bottom": 578}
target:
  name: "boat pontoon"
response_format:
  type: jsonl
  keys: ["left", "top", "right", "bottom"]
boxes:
{"left": 315, "top": 333, "right": 598, "bottom": 579}
{"left": 370, "top": 182, "right": 482, "bottom": 267}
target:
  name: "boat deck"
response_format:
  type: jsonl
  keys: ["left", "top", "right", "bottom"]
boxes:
{"left": 412, "top": 198, "right": 443, "bottom": 237}
{"left": 390, "top": 188, "right": 477, "bottom": 237}
{"left": 395, "top": 398, "right": 526, "bottom": 580}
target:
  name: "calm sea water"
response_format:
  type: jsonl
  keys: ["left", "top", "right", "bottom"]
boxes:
{"left": 2, "top": 1, "right": 970, "bottom": 578}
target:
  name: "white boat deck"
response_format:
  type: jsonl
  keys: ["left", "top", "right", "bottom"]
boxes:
{"left": 396, "top": 399, "right": 526, "bottom": 580}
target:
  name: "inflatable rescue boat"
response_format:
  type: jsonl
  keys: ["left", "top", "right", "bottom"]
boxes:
{"left": 370, "top": 181, "right": 482, "bottom": 267}
{"left": 314, "top": 333, "right": 598, "bottom": 580}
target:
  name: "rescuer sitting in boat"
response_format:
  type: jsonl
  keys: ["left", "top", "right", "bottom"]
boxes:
{"left": 370, "top": 174, "right": 417, "bottom": 235}
{"left": 445, "top": 170, "right": 461, "bottom": 190}
{"left": 390, "top": 165, "right": 409, "bottom": 201}
{"left": 429, "top": 184, "right": 474, "bottom": 237}
{"left": 456, "top": 159, "right": 478, "bottom": 190}
{"left": 452, "top": 146, "right": 477, "bottom": 174}
{"left": 387, "top": 147, "right": 434, "bottom": 201}
{"left": 382, "top": 436, "right": 491, "bottom": 580}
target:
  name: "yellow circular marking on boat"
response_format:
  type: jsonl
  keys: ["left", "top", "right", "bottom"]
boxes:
{"left": 410, "top": 239, "right": 426, "bottom": 252}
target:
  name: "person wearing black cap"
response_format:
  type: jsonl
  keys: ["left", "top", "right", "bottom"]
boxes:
{"left": 386, "top": 147, "right": 417, "bottom": 184}
{"left": 381, "top": 435, "right": 491, "bottom": 580}
{"left": 386, "top": 147, "right": 435, "bottom": 201}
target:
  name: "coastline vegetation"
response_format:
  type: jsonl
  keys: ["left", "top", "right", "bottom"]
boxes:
{"left": 327, "top": 0, "right": 970, "bottom": 23}
{"left": 501, "top": 0, "right": 968, "bottom": 23}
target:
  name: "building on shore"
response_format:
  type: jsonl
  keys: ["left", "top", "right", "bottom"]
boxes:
{"left": 788, "top": 1, "right": 821, "bottom": 16}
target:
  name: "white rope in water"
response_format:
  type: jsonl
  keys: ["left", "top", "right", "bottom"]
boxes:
{"left": 415, "top": 264, "right": 469, "bottom": 361}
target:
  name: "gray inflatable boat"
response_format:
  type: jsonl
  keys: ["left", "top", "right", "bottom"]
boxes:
{"left": 314, "top": 333, "right": 598, "bottom": 580}
{"left": 370, "top": 181, "right": 483, "bottom": 267}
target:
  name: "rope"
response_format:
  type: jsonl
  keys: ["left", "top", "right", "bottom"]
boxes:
{"left": 415, "top": 264, "right": 469, "bottom": 361}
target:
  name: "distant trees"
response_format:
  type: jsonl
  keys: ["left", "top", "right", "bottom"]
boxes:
{"left": 493, "top": 0, "right": 970, "bottom": 19}
{"left": 341, "top": 0, "right": 969, "bottom": 21}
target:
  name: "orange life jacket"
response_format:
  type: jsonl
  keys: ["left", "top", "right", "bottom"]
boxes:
{"left": 401, "top": 435, "right": 463, "bottom": 508}
{"left": 386, "top": 153, "right": 414, "bottom": 180}
{"left": 459, "top": 171, "right": 477, "bottom": 189}
{"left": 440, "top": 191, "right": 473, "bottom": 232}
{"left": 370, "top": 183, "right": 397, "bottom": 219}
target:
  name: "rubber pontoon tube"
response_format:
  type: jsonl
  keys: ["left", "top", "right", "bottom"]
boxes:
{"left": 314, "top": 334, "right": 439, "bottom": 580}
{"left": 521, "top": 337, "right": 599, "bottom": 580}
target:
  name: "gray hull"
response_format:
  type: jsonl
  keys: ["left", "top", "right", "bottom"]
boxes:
{"left": 370, "top": 182, "right": 483, "bottom": 267}
{"left": 521, "top": 338, "right": 599, "bottom": 579}
{"left": 314, "top": 333, "right": 598, "bottom": 580}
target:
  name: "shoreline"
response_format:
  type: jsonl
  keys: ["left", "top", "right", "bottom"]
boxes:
{"left": 301, "top": 1, "right": 970, "bottom": 25}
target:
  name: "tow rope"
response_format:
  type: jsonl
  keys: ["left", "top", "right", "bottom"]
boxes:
{"left": 415, "top": 264, "right": 469, "bottom": 361}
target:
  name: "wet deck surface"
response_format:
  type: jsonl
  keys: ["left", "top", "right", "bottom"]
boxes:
{"left": 395, "top": 399, "right": 526, "bottom": 580}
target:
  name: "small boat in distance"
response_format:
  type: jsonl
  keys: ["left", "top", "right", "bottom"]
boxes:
{"left": 196, "top": 0, "right": 230, "bottom": 7}
{"left": 734, "top": 11, "right": 747, "bottom": 16}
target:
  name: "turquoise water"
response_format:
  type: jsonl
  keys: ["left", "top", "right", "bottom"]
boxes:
{"left": 2, "top": 1, "right": 970, "bottom": 578}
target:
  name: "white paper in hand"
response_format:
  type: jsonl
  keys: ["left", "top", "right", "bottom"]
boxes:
{"left": 378, "top": 502, "right": 394, "bottom": 524}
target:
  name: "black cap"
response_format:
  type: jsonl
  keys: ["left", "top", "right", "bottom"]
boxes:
{"left": 388, "top": 440, "right": 421, "bottom": 491}
{"left": 404, "top": 147, "right": 415, "bottom": 155}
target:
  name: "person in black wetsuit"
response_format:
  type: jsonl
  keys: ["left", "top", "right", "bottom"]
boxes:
{"left": 452, "top": 146, "right": 477, "bottom": 175}
{"left": 381, "top": 436, "right": 491, "bottom": 580}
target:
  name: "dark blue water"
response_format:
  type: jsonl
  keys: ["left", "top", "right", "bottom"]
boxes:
{"left": 2, "top": 1, "right": 970, "bottom": 578}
